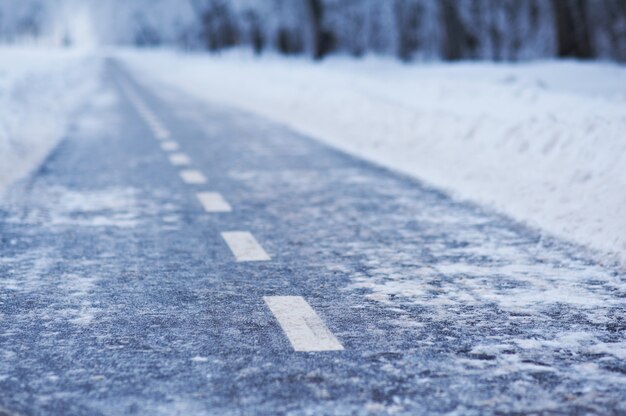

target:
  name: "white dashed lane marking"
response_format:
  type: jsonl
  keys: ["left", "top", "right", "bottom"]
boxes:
{"left": 169, "top": 153, "right": 191, "bottom": 166}
{"left": 122, "top": 77, "right": 345, "bottom": 353}
{"left": 122, "top": 85, "right": 169, "bottom": 140}
{"left": 180, "top": 170, "right": 207, "bottom": 184}
{"left": 154, "top": 128, "right": 170, "bottom": 140}
{"left": 221, "top": 231, "right": 270, "bottom": 262}
{"left": 161, "top": 141, "right": 180, "bottom": 152}
{"left": 264, "top": 296, "right": 344, "bottom": 352}
{"left": 196, "top": 192, "right": 232, "bottom": 213}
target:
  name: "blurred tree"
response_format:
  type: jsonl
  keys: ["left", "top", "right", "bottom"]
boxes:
{"left": 243, "top": 10, "right": 264, "bottom": 54}
{"left": 0, "top": 0, "right": 624, "bottom": 61}
{"left": 133, "top": 12, "right": 161, "bottom": 47}
{"left": 200, "top": 0, "right": 239, "bottom": 51}
{"left": 440, "top": 0, "right": 478, "bottom": 60}
{"left": 305, "top": 0, "right": 325, "bottom": 59}
{"left": 551, "top": 0, "right": 593, "bottom": 58}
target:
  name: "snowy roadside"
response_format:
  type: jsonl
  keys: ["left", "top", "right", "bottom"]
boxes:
{"left": 119, "top": 49, "right": 626, "bottom": 266}
{"left": 0, "top": 47, "right": 101, "bottom": 194}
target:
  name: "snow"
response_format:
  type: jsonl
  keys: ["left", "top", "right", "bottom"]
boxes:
{"left": 0, "top": 47, "right": 101, "bottom": 194}
{"left": 118, "top": 49, "right": 626, "bottom": 266}
{"left": 15, "top": 186, "right": 142, "bottom": 228}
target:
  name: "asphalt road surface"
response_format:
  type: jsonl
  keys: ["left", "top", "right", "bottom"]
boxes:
{"left": 0, "top": 60, "right": 624, "bottom": 415}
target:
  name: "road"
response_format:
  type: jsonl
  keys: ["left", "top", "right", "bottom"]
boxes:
{"left": 0, "top": 59, "right": 624, "bottom": 415}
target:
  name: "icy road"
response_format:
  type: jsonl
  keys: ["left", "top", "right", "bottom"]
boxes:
{"left": 0, "top": 60, "right": 624, "bottom": 415}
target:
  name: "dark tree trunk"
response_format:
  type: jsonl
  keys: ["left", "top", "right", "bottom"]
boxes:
{"left": 439, "top": 0, "right": 478, "bottom": 61}
{"left": 276, "top": 28, "right": 304, "bottom": 55}
{"left": 489, "top": 6, "right": 501, "bottom": 61}
{"left": 393, "top": 0, "right": 423, "bottom": 62}
{"left": 245, "top": 11, "right": 264, "bottom": 55}
{"left": 306, "top": 0, "right": 326, "bottom": 59}
{"left": 551, "top": 0, "right": 594, "bottom": 58}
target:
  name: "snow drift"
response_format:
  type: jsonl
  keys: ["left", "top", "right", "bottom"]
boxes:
{"left": 0, "top": 47, "right": 100, "bottom": 194}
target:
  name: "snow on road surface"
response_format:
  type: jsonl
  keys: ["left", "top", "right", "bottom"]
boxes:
{"left": 0, "top": 60, "right": 623, "bottom": 413}
{"left": 119, "top": 49, "right": 626, "bottom": 266}
{"left": 0, "top": 47, "right": 101, "bottom": 194}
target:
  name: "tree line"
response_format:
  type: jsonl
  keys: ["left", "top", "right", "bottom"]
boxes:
{"left": 1, "top": 0, "right": 625, "bottom": 62}
{"left": 182, "top": 0, "right": 626, "bottom": 61}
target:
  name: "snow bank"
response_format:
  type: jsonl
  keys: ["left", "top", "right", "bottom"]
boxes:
{"left": 0, "top": 47, "right": 101, "bottom": 194}
{"left": 119, "top": 49, "right": 626, "bottom": 265}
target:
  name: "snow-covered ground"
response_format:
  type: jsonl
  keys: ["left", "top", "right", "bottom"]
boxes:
{"left": 119, "top": 49, "right": 626, "bottom": 266}
{"left": 0, "top": 47, "right": 100, "bottom": 194}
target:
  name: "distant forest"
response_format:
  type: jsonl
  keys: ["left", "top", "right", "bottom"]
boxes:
{"left": 1, "top": 0, "right": 625, "bottom": 61}
{"left": 184, "top": 0, "right": 626, "bottom": 61}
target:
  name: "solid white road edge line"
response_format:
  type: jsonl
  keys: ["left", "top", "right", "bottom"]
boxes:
{"left": 264, "top": 296, "right": 344, "bottom": 352}
{"left": 221, "top": 231, "right": 270, "bottom": 262}
{"left": 180, "top": 170, "right": 207, "bottom": 185}
{"left": 169, "top": 153, "right": 192, "bottom": 166}
{"left": 196, "top": 192, "right": 232, "bottom": 213}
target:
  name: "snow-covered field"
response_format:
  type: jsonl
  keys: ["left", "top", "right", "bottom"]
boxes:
{"left": 0, "top": 47, "right": 100, "bottom": 193}
{"left": 119, "top": 49, "right": 626, "bottom": 266}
